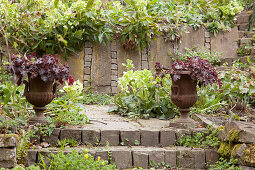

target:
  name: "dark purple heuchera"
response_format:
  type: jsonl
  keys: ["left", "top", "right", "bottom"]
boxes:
{"left": 9, "top": 53, "right": 72, "bottom": 85}
{"left": 155, "top": 57, "right": 222, "bottom": 87}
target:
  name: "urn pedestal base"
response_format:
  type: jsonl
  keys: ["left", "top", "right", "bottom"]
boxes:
{"left": 169, "top": 108, "right": 198, "bottom": 128}
{"left": 28, "top": 107, "right": 48, "bottom": 124}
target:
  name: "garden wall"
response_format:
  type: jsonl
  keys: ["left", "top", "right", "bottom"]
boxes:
{"left": 64, "top": 26, "right": 239, "bottom": 94}
{"left": 0, "top": 27, "right": 239, "bottom": 94}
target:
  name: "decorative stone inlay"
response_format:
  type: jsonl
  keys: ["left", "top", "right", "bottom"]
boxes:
{"left": 84, "top": 41, "right": 93, "bottom": 87}
{"left": 111, "top": 39, "right": 118, "bottom": 94}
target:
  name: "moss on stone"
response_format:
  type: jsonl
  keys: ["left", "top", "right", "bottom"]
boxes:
{"left": 218, "top": 142, "right": 232, "bottom": 158}
{"left": 0, "top": 134, "right": 19, "bottom": 146}
{"left": 242, "top": 144, "right": 255, "bottom": 166}
{"left": 231, "top": 144, "right": 243, "bottom": 158}
{"left": 228, "top": 129, "right": 240, "bottom": 143}
{"left": 217, "top": 126, "right": 225, "bottom": 132}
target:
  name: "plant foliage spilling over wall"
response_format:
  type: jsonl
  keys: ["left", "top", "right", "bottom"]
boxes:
{"left": 0, "top": 0, "right": 244, "bottom": 58}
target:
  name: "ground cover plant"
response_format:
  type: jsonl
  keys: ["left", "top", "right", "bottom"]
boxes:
{"left": 0, "top": 0, "right": 245, "bottom": 57}
{"left": 192, "top": 58, "right": 255, "bottom": 117}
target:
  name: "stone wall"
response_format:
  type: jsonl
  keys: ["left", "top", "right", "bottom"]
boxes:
{"left": 67, "top": 26, "right": 238, "bottom": 94}
{"left": 0, "top": 134, "right": 19, "bottom": 168}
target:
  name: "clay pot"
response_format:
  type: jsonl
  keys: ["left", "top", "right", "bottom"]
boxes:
{"left": 170, "top": 71, "right": 198, "bottom": 128}
{"left": 24, "top": 76, "right": 57, "bottom": 124}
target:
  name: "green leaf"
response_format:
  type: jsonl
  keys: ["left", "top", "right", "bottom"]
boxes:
{"left": 3, "top": 105, "right": 13, "bottom": 119}
{"left": 4, "top": 93, "right": 11, "bottom": 105}
{"left": 54, "top": 0, "right": 59, "bottom": 8}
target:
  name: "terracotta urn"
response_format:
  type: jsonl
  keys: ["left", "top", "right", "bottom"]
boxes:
{"left": 170, "top": 71, "right": 198, "bottom": 128}
{"left": 24, "top": 76, "right": 57, "bottom": 124}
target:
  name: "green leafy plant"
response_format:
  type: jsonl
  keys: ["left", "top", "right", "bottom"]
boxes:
{"left": 39, "top": 148, "right": 116, "bottom": 169}
{"left": 46, "top": 80, "right": 89, "bottom": 126}
{"left": 109, "top": 59, "right": 177, "bottom": 119}
{"left": 208, "top": 157, "right": 241, "bottom": 170}
{"left": 82, "top": 91, "right": 112, "bottom": 105}
{"left": 176, "top": 126, "right": 220, "bottom": 149}
{"left": 56, "top": 138, "right": 78, "bottom": 147}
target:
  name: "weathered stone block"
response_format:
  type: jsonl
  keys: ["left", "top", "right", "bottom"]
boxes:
{"left": 205, "top": 149, "right": 219, "bottom": 166}
{"left": 111, "top": 64, "right": 118, "bottom": 70}
{"left": 205, "top": 31, "right": 210, "bottom": 38}
{"left": 179, "top": 27, "right": 205, "bottom": 52}
{"left": 205, "top": 42, "right": 211, "bottom": 49}
{"left": 116, "top": 38, "right": 141, "bottom": 78}
{"left": 0, "top": 148, "right": 16, "bottom": 161}
{"left": 142, "top": 60, "right": 149, "bottom": 70}
{"left": 149, "top": 150, "right": 165, "bottom": 168}
{"left": 0, "top": 160, "right": 16, "bottom": 169}
{"left": 141, "top": 130, "right": 159, "bottom": 146}
{"left": 193, "top": 149, "right": 206, "bottom": 169}
{"left": 84, "top": 61, "right": 91, "bottom": 67}
{"left": 58, "top": 49, "right": 84, "bottom": 82}
{"left": 111, "top": 40, "right": 117, "bottom": 51}
{"left": 205, "top": 37, "right": 211, "bottom": 43}
{"left": 224, "top": 122, "right": 255, "bottom": 143}
{"left": 160, "top": 129, "right": 176, "bottom": 147}
{"left": 26, "top": 150, "right": 38, "bottom": 167}
{"left": 84, "top": 74, "right": 91, "bottom": 80}
{"left": 177, "top": 149, "right": 195, "bottom": 169}
{"left": 84, "top": 66, "right": 91, "bottom": 75}
{"left": 95, "top": 150, "right": 108, "bottom": 161}
{"left": 133, "top": 151, "right": 149, "bottom": 169}
{"left": 111, "top": 58, "right": 117, "bottom": 64}
{"left": 238, "top": 24, "right": 249, "bottom": 31}
{"left": 43, "top": 128, "right": 60, "bottom": 146}
{"left": 112, "top": 150, "right": 132, "bottom": 169}
{"left": 165, "top": 150, "right": 177, "bottom": 167}
{"left": 85, "top": 54, "right": 92, "bottom": 62}
{"left": 82, "top": 129, "right": 100, "bottom": 146}
{"left": 85, "top": 48, "right": 93, "bottom": 55}
{"left": 111, "top": 75, "right": 118, "bottom": 81}
{"left": 111, "top": 70, "right": 118, "bottom": 76}
{"left": 111, "top": 81, "right": 118, "bottom": 87}
{"left": 142, "top": 49, "right": 148, "bottom": 61}
{"left": 149, "top": 36, "right": 173, "bottom": 70}
{"left": 111, "top": 87, "right": 118, "bottom": 94}
{"left": 0, "top": 134, "right": 18, "bottom": 147}
{"left": 111, "top": 51, "right": 117, "bottom": 59}
{"left": 120, "top": 130, "right": 140, "bottom": 146}
{"left": 211, "top": 26, "right": 238, "bottom": 59}
{"left": 101, "top": 130, "right": 119, "bottom": 146}
{"left": 91, "top": 43, "right": 112, "bottom": 93}
{"left": 60, "top": 129, "right": 82, "bottom": 143}
{"left": 84, "top": 80, "right": 90, "bottom": 87}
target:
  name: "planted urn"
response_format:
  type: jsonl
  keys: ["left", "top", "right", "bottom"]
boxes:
{"left": 9, "top": 53, "right": 73, "bottom": 124}
{"left": 156, "top": 56, "right": 221, "bottom": 128}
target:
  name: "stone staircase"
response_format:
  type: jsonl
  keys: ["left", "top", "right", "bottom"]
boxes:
{"left": 25, "top": 105, "right": 219, "bottom": 169}
{"left": 236, "top": 10, "right": 255, "bottom": 62}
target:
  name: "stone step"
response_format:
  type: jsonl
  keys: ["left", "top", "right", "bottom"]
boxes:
{"left": 239, "top": 38, "right": 251, "bottom": 46}
{"left": 26, "top": 146, "right": 219, "bottom": 169}
{"left": 236, "top": 14, "right": 251, "bottom": 25}
{"left": 40, "top": 127, "right": 208, "bottom": 148}
{"left": 239, "top": 31, "right": 255, "bottom": 38}
{"left": 238, "top": 23, "right": 250, "bottom": 31}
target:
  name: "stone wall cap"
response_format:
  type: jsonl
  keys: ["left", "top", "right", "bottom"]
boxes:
{"left": 0, "top": 134, "right": 19, "bottom": 147}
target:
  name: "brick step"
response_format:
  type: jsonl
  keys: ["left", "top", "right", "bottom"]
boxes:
{"left": 239, "top": 31, "right": 255, "bottom": 38}
{"left": 40, "top": 127, "right": 209, "bottom": 147}
{"left": 26, "top": 146, "right": 219, "bottom": 169}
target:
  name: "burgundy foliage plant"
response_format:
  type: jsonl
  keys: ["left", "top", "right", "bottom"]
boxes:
{"left": 9, "top": 53, "right": 72, "bottom": 85}
{"left": 155, "top": 57, "right": 222, "bottom": 87}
